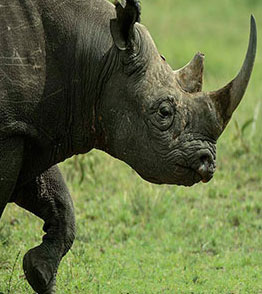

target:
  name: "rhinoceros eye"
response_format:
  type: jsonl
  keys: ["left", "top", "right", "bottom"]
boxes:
{"left": 159, "top": 105, "right": 172, "bottom": 118}
{"left": 152, "top": 101, "right": 174, "bottom": 131}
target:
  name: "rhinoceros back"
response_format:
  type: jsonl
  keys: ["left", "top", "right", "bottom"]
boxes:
{"left": 0, "top": 0, "right": 46, "bottom": 139}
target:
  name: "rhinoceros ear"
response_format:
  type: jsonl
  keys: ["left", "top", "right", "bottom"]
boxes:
{"left": 174, "top": 52, "right": 205, "bottom": 93}
{"left": 110, "top": 0, "right": 141, "bottom": 51}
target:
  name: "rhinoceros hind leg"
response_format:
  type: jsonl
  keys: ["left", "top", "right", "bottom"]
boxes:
{"left": 12, "top": 165, "right": 75, "bottom": 294}
{"left": 0, "top": 137, "right": 24, "bottom": 218}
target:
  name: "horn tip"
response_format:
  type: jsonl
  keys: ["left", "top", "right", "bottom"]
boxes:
{"left": 249, "top": 14, "right": 257, "bottom": 54}
{"left": 195, "top": 51, "right": 205, "bottom": 60}
{"left": 191, "top": 52, "right": 205, "bottom": 66}
{"left": 250, "top": 14, "right": 257, "bottom": 34}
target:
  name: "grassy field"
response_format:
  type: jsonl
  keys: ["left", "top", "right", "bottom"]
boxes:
{"left": 1, "top": 0, "right": 262, "bottom": 293}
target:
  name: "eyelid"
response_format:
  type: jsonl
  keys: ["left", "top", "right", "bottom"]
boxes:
{"left": 159, "top": 103, "right": 173, "bottom": 114}
{"left": 148, "top": 96, "right": 175, "bottom": 113}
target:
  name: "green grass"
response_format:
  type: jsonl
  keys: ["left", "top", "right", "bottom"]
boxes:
{"left": 1, "top": 0, "right": 262, "bottom": 293}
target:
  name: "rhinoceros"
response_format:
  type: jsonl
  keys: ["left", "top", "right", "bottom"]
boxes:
{"left": 0, "top": 0, "right": 257, "bottom": 293}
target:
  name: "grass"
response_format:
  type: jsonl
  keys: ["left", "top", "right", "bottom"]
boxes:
{"left": 1, "top": 0, "right": 262, "bottom": 293}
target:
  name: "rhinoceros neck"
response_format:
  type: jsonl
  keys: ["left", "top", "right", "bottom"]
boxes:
{"left": 37, "top": 0, "right": 116, "bottom": 156}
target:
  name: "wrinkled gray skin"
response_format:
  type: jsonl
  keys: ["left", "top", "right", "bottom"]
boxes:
{"left": 0, "top": 0, "right": 256, "bottom": 293}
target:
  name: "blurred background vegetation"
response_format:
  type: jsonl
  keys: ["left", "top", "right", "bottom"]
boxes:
{"left": 1, "top": 0, "right": 262, "bottom": 293}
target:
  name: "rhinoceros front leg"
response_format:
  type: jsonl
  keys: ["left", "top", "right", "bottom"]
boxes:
{"left": 12, "top": 165, "right": 76, "bottom": 294}
{"left": 0, "top": 137, "right": 24, "bottom": 218}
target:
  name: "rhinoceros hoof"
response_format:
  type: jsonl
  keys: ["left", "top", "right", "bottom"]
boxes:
{"left": 23, "top": 245, "right": 57, "bottom": 294}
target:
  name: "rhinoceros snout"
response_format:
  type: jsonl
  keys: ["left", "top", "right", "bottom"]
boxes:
{"left": 196, "top": 152, "right": 216, "bottom": 183}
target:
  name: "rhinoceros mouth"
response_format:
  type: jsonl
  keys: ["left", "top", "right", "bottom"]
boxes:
{"left": 175, "top": 164, "right": 204, "bottom": 186}
{"left": 198, "top": 170, "right": 214, "bottom": 183}
{"left": 177, "top": 163, "right": 214, "bottom": 184}
{"left": 138, "top": 164, "right": 206, "bottom": 186}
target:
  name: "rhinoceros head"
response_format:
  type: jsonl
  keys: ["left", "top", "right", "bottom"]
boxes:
{"left": 97, "top": 0, "right": 256, "bottom": 186}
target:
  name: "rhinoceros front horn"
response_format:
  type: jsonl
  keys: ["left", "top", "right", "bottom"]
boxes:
{"left": 208, "top": 15, "right": 257, "bottom": 134}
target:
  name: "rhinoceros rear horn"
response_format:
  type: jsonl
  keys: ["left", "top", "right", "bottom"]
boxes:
{"left": 110, "top": 0, "right": 141, "bottom": 51}
{"left": 208, "top": 16, "right": 257, "bottom": 133}
{"left": 174, "top": 52, "right": 205, "bottom": 93}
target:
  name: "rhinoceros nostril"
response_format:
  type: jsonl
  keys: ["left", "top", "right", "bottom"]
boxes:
{"left": 198, "top": 164, "right": 212, "bottom": 183}
{"left": 197, "top": 153, "right": 214, "bottom": 183}
{"left": 200, "top": 155, "right": 212, "bottom": 165}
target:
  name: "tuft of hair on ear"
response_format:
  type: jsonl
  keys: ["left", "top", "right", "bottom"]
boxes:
{"left": 114, "top": 0, "right": 141, "bottom": 23}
